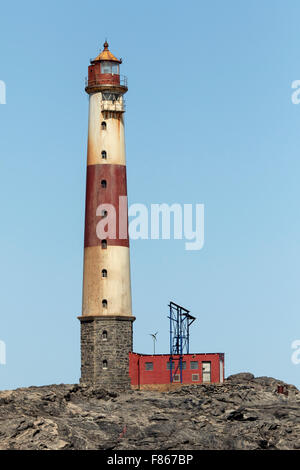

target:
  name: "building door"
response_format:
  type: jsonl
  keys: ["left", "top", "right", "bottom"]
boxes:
{"left": 202, "top": 361, "right": 211, "bottom": 383}
{"left": 219, "top": 359, "right": 224, "bottom": 383}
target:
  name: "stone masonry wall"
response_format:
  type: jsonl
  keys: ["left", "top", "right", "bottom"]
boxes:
{"left": 80, "top": 316, "right": 134, "bottom": 390}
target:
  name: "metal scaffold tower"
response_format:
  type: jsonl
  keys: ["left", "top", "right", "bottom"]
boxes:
{"left": 168, "top": 301, "right": 196, "bottom": 383}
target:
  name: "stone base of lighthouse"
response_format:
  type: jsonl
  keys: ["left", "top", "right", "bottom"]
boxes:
{"left": 78, "top": 315, "right": 135, "bottom": 390}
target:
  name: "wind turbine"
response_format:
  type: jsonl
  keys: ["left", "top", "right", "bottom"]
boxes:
{"left": 150, "top": 332, "right": 158, "bottom": 354}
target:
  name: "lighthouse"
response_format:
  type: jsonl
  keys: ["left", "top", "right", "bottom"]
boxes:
{"left": 78, "top": 42, "right": 135, "bottom": 389}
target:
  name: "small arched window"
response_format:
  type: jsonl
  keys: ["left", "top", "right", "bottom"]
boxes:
{"left": 102, "top": 299, "right": 108, "bottom": 308}
{"left": 101, "top": 179, "right": 107, "bottom": 189}
{"left": 101, "top": 150, "right": 107, "bottom": 159}
{"left": 101, "top": 121, "right": 107, "bottom": 130}
{"left": 101, "top": 240, "right": 107, "bottom": 249}
{"left": 102, "top": 360, "right": 108, "bottom": 369}
{"left": 102, "top": 269, "right": 107, "bottom": 278}
{"left": 102, "top": 330, "right": 108, "bottom": 340}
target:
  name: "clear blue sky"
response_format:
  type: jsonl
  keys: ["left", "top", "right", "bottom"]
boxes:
{"left": 1, "top": 0, "right": 300, "bottom": 390}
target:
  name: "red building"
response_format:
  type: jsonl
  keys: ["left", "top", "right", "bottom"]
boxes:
{"left": 129, "top": 352, "right": 225, "bottom": 391}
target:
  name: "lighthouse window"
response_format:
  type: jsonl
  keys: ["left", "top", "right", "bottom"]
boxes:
{"left": 101, "top": 209, "right": 108, "bottom": 217}
{"left": 101, "top": 180, "right": 107, "bottom": 188}
{"left": 101, "top": 240, "right": 107, "bottom": 249}
{"left": 111, "top": 63, "right": 119, "bottom": 74}
{"left": 102, "top": 360, "right": 108, "bottom": 369}
{"left": 102, "top": 331, "right": 107, "bottom": 340}
{"left": 101, "top": 121, "right": 107, "bottom": 130}
{"left": 102, "top": 92, "right": 120, "bottom": 102}
{"left": 101, "top": 150, "right": 107, "bottom": 159}
{"left": 102, "top": 269, "right": 107, "bottom": 278}
{"left": 101, "top": 61, "right": 119, "bottom": 75}
{"left": 102, "top": 299, "right": 108, "bottom": 308}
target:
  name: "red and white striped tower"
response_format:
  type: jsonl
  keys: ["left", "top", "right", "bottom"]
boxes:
{"left": 78, "top": 42, "right": 135, "bottom": 389}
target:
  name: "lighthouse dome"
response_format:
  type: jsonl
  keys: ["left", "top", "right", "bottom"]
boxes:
{"left": 91, "top": 41, "right": 122, "bottom": 64}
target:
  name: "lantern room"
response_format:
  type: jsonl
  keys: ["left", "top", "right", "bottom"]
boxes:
{"left": 85, "top": 41, "right": 128, "bottom": 93}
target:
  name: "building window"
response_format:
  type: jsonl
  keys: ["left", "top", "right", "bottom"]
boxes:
{"left": 166, "top": 360, "right": 185, "bottom": 370}
{"left": 101, "top": 179, "right": 107, "bottom": 188}
{"left": 192, "top": 374, "right": 199, "bottom": 382}
{"left": 101, "top": 239, "right": 107, "bottom": 249}
{"left": 173, "top": 374, "right": 180, "bottom": 382}
{"left": 102, "top": 299, "right": 107, "bottom": 308}
{"left": 202, "top": 361, "right": 211, "bottom": 383}
{"left": 145, "top": 362, "right": 153, "bottom": 371}
{"left": 102, "top": 330, "right": 107, "bottom": 341}
{"left": 102, "top": 360, "right": 108, "bottom": 369}
{"left": 101, "top": 150, "right": 107, "bottom": 159}
{"left": 166, "top": 361, "right": 175, "bottom": 370}
{"left": 102, "top": 269, "right": 107, "bottom": 278}
{"left": 101, "top": 121, "right": 107, "bottom": 130}
{"left": 190, "top": 361, "right": 198, "bottom": 370}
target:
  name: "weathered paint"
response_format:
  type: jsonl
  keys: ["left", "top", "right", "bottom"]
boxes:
{"left": 129, "top": 353, "right": 225, "bottom": 389}
{"left": 88, "top": 68, "right": 122, "bottom": 87}
{"left": 84, "top": 163, "right": 129, "bottom": 247}
{"left": 82, "top": 245, "right": 132, "bottom": 317}
{"left": 87, "top": 42, "right": 124, "bottom": 92}
{"left": 92, "top": 41, "right": 121, "bottom": 63}
{"left": 87, "top": 92, "right": 126, "bottom": 166}
{"left": 82, "top": 46, "right": 132, "bottom": 321}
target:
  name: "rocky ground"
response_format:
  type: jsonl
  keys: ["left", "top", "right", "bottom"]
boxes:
{"left": 0, "top": 373, "right": 299, "bottom": 450}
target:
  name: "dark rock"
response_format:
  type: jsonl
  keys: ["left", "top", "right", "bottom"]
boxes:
{"left": 274, "top": 408, "right": 289, "bottom": 419}
{"left": 0, "top": 373, "right": 299, "bottom": 450}
{"left": 42, "top": 393, "right": 56, "bottom": 402}
{"left": 149, "top": 414, "right": 169, "bottom": 421}
{"left": 226, "top": 373, "right": 255, "bottom": 382}
{"left": 227, "top": 409, "right": 247, "bottom": 421}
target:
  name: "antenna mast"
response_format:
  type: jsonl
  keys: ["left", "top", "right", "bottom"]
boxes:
{"left": 168, "top": 301, "right": 196, "bottom": 383}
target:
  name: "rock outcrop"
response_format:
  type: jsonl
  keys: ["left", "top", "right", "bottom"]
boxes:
{"left": 0, "top": 373, "right": 299, "bottom": 450}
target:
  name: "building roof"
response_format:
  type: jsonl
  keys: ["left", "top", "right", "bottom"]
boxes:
{"left": 91, "top": 41, "right": 122, "bottom": 64}
{"left": 130, "top": 352, "right": 224, "bottom": 357}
